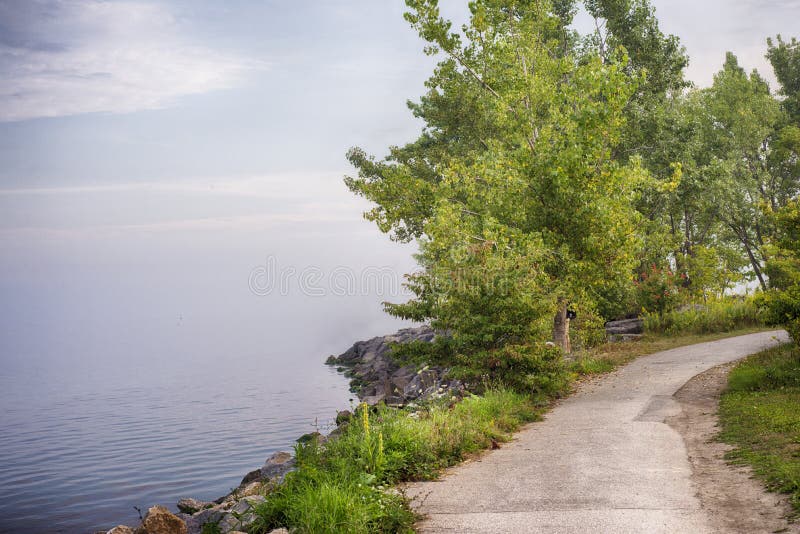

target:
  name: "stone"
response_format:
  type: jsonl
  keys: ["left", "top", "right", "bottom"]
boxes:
{"left": 267, "top": 529, "right": 290, "bottom": 534}
{"left": 237, "top": 480, "right": 263, "bottom": 498}
{"left": 240, "top": 468, "right": 261, "bottom": 485}
{"left": 605, "top": 318, "right": 644, "bottom": 335}
{"left": 260, "top": 451, "right": 295, "bottom": 482}
{"left": 217, "top": 496, "right": 265, "bottom": 533}
{"left": 137, "top": 505, "right": 187, "bottom": 534}
{"left": 335, "top": 410, "right": 352, "bottom": 425}
{"left": 176, "top": 498, "right": 213, "bottom": 515}
{"left": 187, "top": 504, "right": 226, "bottom": 530}
{"left": 362, "top": 393, "right": 386, "bottom": 406}
{"left": 107, "top": 527, "right": 135, "bottom": 534}
{"left": 296, "top": 431, "right": 325, "bottom": 445}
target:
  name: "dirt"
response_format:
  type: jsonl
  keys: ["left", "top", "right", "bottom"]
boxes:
{"left": 667, "top": 363, "right": 799, "bottom": 534}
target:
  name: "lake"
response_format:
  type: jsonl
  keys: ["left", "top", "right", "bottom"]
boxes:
{"left": 0, "top": 182, "right": 417, "bottom": 533}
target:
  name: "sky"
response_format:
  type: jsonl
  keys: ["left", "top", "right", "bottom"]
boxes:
{"left": 0, "top": 0, "right": 799, "bottom": 370}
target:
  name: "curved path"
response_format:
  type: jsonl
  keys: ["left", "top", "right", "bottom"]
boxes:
{"left": 407, "top": 331, "right": 790, "bottom": 533}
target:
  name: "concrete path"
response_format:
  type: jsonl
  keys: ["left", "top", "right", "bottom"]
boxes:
{"left": 407, "top": 331, "right": 789, "bottom": 533}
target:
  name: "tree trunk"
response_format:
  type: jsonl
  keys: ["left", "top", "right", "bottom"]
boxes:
{"left": 553, "top": 302, "right": 571, "bottom": 356}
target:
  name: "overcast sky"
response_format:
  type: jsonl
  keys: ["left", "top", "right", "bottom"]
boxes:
{"left": 0, "top": 1, "right": 799, "bottom": 367}
{"left": 0, "top": 0, "right": 798, "bottom": 233}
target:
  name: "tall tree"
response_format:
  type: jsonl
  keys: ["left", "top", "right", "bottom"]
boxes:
{"left": 699, "top": 53, "right": 783, "bottom": 290}
{"left": 346, "top": 0, "right": 644, "bottom": 354}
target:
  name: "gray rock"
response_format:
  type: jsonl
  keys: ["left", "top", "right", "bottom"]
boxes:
{"left": 362, "top": 393, "right": 386, "bottom": 406}
{"left": 217, "top": 496, "right": 265, "bottom": 533}
{"left": 260, "top": 451, "right": 295, "bottom": 482}
{"left": 176, "top": 498, "right": 213, "bottom": 514}
{"left": 605, "top": 318, "right": 644, "bottom": 336}
{"left": 188, "top": 504, "right": 227, "bottom": 528}
{"left": 107, "top": 527, "right": 135, "bottom": 534}
{"left": 327, "top": 326, "right": 461, "bottom": 405}
{"left": 268, "top": 530, "right": 289, "bottom": 534}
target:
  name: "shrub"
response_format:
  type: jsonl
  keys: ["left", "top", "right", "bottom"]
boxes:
{"left": 634, "top": 264, "right": 684, "bottom": 315}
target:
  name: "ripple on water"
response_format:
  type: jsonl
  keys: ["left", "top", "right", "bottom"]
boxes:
{"left": 0, "top": 361, "right": 352, "bottom": 533}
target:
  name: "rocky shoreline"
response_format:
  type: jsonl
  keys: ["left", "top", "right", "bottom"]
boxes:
{"left": 101, "top": 319, "right": 641, "bottom": 534}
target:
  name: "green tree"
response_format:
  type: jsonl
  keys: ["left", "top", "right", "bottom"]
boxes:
{"left": 761, "top": 200, "right": 800, "bottom": 341}
{"left": 698, "top": 53, "right": 783, "bottom": 290}
{"left": 768, "top": 35, "right": 800, "bottom": 123}
{"left": 346, "top": 0, "right": 644, "bottom": 355}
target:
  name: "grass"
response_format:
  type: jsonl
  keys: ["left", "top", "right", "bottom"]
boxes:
{"left": 718, "top": 343, "right": 800, "bottom": 515}
{"left": 643, "top": 297, "right": 764, "bottom": 336}
{"left": 250, "top": 390, "right": 539, "bottom": 534}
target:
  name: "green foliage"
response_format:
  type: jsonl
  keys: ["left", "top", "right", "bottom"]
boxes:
{"left": 643, "top": 297, "right": 764, "bottom": 336}
{"left": 719, "top": 344, "right": 800, "bottom": 513}
{"left": 347, "top": 0, "right": 645, "bottom": 354}
{"left": 768, "top": 35, "right": 800, "bottom": 122}
{"left": 251, "top": 390, "right": 538, "bottom": 533}
{"left": 760, "top": 200, "right": 800, "bottom": 341}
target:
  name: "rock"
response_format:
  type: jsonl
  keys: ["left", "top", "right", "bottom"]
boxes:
{"left": 362, "top": 393, "right": 386, "bottom": 406}
{"left": 327, "top": 326, "right": 463, "bottom": 405}
{"left": 236, "top": 480, "right": 263, "bottom": 498}
{"left": 268, "top": 529, "right": 289, "bottom": 534}
{"left": 217, "top": 496, "right": 265, "bottom": 533}
{"left": 186, "top": 505, "right": 226, "bottom": 532}
{"left": 296, "top": 431, "right": 325, "bottom": 445}
{"left": 136, "top": 505, "right": 187, "bottom": 534}
{"left": 261, "top": 451, "right": 295, "bottom": 482}
{"left": 176, "top": 498, "right": 213, "bottom": 515}
{"left": 605, "top": 318, "right": 644, "bottom": 336}
{"left": 335, "top": 410, "right": 352, "bottom": 425}
{"left": 240, "top": 467, "right": 262, "bottom": 486}
{"left": 107, "top": 527, "right": 135, "bottom": 534}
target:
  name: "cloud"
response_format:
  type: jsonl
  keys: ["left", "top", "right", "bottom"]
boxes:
{"left": 0, "top": 0, "right": 261, "bottom": 122}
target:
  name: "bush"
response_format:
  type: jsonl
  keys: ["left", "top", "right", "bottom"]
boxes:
{"left": 643, "top": 297, "right": 764, "bottom": 335}
{"left": 634, "top": 264, "right": 684, "bottom": 315}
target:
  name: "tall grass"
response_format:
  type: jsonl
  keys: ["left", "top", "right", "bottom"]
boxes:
{"left": 251, "top": 390, "right": 539, "bottom": 533}
{"left": 643, "top": 297, "right": 765, "bottom": 336}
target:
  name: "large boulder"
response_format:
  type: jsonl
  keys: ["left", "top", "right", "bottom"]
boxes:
{"left": 327, "top": 326, "right": 463, "bottom": 406}
{"left": 605, "top": 318, "right": 644, "bottom": 336}
{"left": 135, "top": 505, "right": 187, "bottom": 534}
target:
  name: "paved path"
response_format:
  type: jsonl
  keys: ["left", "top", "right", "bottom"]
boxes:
{"left": 407, "top": 331, "right": 789, "bottom": 533}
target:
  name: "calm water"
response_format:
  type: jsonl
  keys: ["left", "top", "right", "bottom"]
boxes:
{"left": 0, "top": 202, "right": 417, "bottom": 533}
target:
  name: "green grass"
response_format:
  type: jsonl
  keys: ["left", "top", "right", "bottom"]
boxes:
{"left": 643, "top": 297, "right": 765, "bottom": 336}
{"left": 718, "top": 343, "right": 800, "bottom": 514}
{"left": 250, "top": 390, "right": 539, "bottom": 534}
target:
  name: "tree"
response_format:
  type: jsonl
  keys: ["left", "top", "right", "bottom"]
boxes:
{"left": 346, "top": 0, "right": 644, "bottom": 355}
{"left": 698, "top": 53, "right": 784, "bottom": 290}
{"left": 768, "top": 35, "right": 800, "bottom": 123}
